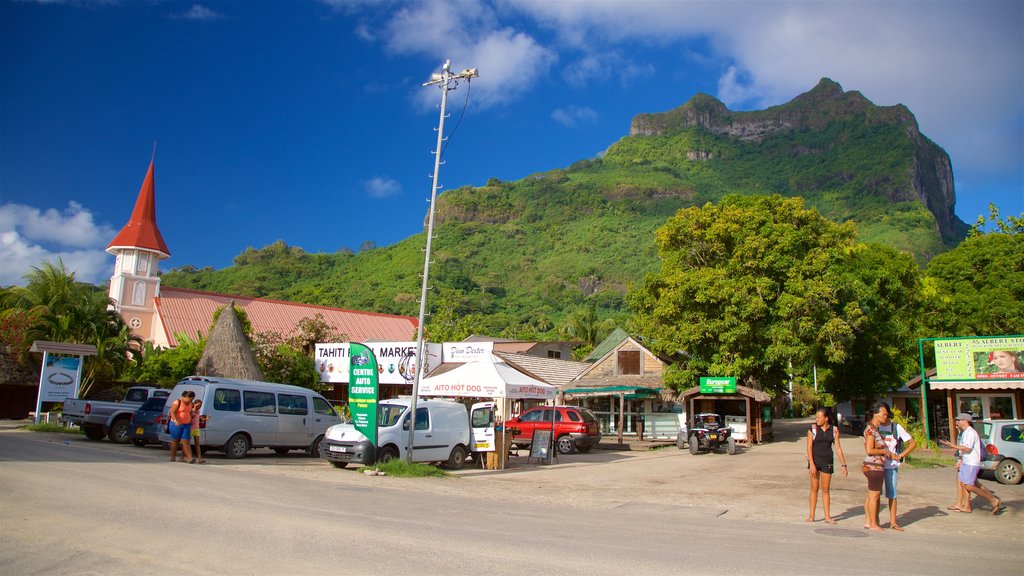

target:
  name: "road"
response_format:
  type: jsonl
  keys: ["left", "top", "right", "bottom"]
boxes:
{"left": 1, "top": 423, "right": 1020, "bottom": 575}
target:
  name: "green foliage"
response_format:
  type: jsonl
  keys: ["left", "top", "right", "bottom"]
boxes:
{"left": 122, "top": 335, "right": 205, "bottom": 385}
{"left": 362, "top": 460, "right": 451, "bottom": 478}
{"left": 922, "top": 207, "right": 1024, "bottom": 336}
{"left": 890, "top": 407, "right": 941, "bottom": 460}
{"left": 627, "top": 195, "right": 922, "bottom": 399}
{"left": 23, "top": 422, "right": 84, "bottom": 434}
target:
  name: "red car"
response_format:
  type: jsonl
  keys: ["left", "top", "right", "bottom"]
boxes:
{"left": 506, "top": 406, "right": 602, "bottom": 454}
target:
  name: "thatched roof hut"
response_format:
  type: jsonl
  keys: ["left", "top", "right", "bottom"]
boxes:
{"left": 195, "top": 301, "right": 264, "bottom": 380}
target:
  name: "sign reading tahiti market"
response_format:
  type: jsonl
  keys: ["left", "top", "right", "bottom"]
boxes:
{"left": 314, "top": 342, "right": 441, "bottom": 384}
{"left": 934, "top": 336, "right": 1024, "bottom": 380}
{"left": 699, "top": 376, "right": 737, "bottom": 394}
{"left": 348, "top": 343, "right": 379, "bottom": 446}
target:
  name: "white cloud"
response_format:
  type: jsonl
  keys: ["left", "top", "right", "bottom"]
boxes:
{"left": 362, "top": 176, "right": 402, "bottom": 199}
{"left": 551, "top": 105, "right": 598, "bottom": 127}
{"left": 0, "top": 202, "right": 114, "bottom": 286}
{"left": 171, "top": 4, "right": 224, "bottom": 22}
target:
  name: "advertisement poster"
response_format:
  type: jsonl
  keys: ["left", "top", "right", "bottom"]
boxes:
{"left": 348, "top": 343, "right": 379, "bottom": 447}
{"left": 40, "top": 354, "right": 81, "bottom": 402}
{"left": 443, "top": 341, "right": 493, "bottom": 363}
{"left": 314, "top": 342, "right": 441, "bottom": 384}
{"left": 934, "top": 336, "right": 1024, "bottom": 380}
{"left": 700, "top": 376, "right": 737, "bottom": 394}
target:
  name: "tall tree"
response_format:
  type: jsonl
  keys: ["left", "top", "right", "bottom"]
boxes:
{"left": 627, "top": 195, "right": 921, "bottom": 400}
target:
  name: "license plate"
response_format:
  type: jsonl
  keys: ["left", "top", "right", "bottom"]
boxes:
{"left": 710, "top": 434, "right": 718, "bottom": 440}
{"left": 329, "top": 446, "right": 347, "bottom": 453}
{"left": 135, "top": 427, "right": 144, "bottom": 435}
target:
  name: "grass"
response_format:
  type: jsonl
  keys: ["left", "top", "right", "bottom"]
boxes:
{"left": 903, "top": 452, "right": 956, "bottom": 469}
{"left": 22, "top": 423, "right": 83, "bottom": 435}
{"left": 359, "top": 459, "right": 451, "bottom": 478}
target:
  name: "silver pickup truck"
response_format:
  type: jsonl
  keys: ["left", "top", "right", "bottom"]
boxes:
{"left": 63, "top": 386, "right": 170, "bottom": 443}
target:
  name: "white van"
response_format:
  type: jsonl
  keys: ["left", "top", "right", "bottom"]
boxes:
{"left": 321, "top": 398, "right": 493, "bottom": 469}
{"left": 158, "top": 376, "right": 342, "bottom": 459}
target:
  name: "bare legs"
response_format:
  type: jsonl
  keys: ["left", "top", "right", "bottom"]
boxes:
{"left": 864, "top": 490, "right": 882, "bottom": 530}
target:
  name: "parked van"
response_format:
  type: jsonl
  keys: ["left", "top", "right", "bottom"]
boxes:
{"left": 158, "top": 376, "right": 342, "bottom": 459}
{"left": 321, "top": 398, "right": 493, "bottom": 470}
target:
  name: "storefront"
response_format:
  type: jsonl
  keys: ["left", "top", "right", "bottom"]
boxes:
{"left": 677, "top": 383, "right": 773, "bottom": 444}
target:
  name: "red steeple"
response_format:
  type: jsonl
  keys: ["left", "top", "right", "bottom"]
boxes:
{"left": 106, "top": 159, "right": 170, "bottom": 257}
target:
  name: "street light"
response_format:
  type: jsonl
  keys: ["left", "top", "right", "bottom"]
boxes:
{"left": 406, "top": 60, "right": 478, "bottom": 463}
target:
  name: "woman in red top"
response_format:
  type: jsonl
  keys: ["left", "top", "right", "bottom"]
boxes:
{"left": 168, "top": 391, "right": 195, "bottom": 463}
{"left": 862, "top": 403, "right": 897, "bottom": 530}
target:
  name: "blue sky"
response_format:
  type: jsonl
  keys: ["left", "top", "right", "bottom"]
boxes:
{"left": 1, "top": 0, "right": 1022, "bottom": 287}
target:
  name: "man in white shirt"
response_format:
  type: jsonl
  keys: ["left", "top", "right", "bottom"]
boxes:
{"left": 878, "top": 403, "right": 917, "bottom": 530}
{"left": 940, "top": 413, "right": 1004, "bottom": 514}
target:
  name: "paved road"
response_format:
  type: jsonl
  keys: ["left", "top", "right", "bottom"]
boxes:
{"left": 0, "top": 422, "right": 1020, "bottom": 575}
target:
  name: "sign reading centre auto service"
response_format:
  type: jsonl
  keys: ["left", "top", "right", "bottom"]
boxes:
{"left": 314, "top": 342, "right": 441, "bottom": 384}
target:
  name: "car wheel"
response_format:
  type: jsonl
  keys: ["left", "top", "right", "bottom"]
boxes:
{"left": 309, "top": 435, "right": 323, "bottom": 458}
{"left": 689, "top": 435, "right": 700, "bottom": 455}
{"left": 995, "top": 459, "right": 1023, "bottom": 485}
{"left": 676, "top": 432, "right": 686, "bottom": 450}
{"left": 727, "top": 437, "right": 737, "bottom": 455}
{"left": 377, "top": 445, "right": 399, "bottom": 464}
{"left": 82, "top": 425, "right": 106, "bottom": 441}
{"left": 446, "top": 445, "right": 467, "bottom": 469}
{"left": 330, "top": 461, "right": 348, "bottom": 469}
{"left": 576, "top": 445, "right": 593, "bottom": 453}
{"left": 225, "top": 433, "right": 250, "bottom": 459}
{"left": 109, "top": 418, "right": 131, "bottom": 444}
{"left": 131, "top": 439, "right": 147, "bottom": 447}
{"left": 556, "top": 435, "right": 575, "bottom": 454}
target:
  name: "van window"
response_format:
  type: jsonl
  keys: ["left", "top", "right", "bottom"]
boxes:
{"left": 471, "top": 407, "right": 493, "bottom": 428}
{"left": 278, "top": 393, "right": 308, "bottom": 416}
{"left": 244, "top": 391, "right": 276, "bottom": 414}
{"left": 213, "top": 388, "right": 241, "bottom": 412}
{"left": 379, "top": 404, "right": 406, "bottom": 427}
{"left": 402, "top": 407, "right": 429, "bottom": 431}
{"left": 313, "top": 397, "right": 336, "bottom": 417}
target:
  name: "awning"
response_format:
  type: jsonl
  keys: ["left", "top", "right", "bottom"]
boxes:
{"left": 563, "top": 385, "right": 661, "bottom": 395}
{"left": 928, "top": 380, "right": 1024, "bottom": 391}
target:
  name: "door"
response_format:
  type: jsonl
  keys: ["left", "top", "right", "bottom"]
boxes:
{"left": 242, "top": 390, "right": 278, "bottom": 447}
{"left": 311, "top": 397, "right": 342, "bottom": 435}
{"left": 276, "top": 393, "right": 311, "bottom": 446}
{"left": 470, "top": 402, "right": 496, "bottom": 452}
{"left": 406, "top": 407, "right": 448, "bottom": 462}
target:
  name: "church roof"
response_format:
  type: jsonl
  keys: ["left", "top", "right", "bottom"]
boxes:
{"left": 106, "top": 160, "right": 170, "bottom": 257}
{"left": 155, "top": 287, "right": 417, "bottom": 346}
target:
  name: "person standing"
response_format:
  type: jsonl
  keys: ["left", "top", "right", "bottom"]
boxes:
{"left": 877, "top": 403, "right": 917, "bottom": 531}
{"left": 190, "top": 398, "right": 206, "bottom": 464}
{"left": 940, "top": 413, "right": 1004, "bottom": 514}
{"left": 168, "top": 390, "right": 195, "bottom": 463}
{"left": 806, "top": 408, "right": 848, "bottom": 524}
{"left": 862, "top": 403, "right": 897, "bottom": 531}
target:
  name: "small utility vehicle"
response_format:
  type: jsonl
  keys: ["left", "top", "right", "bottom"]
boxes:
{"left": 677, "top": 413, "right": 737, "bottom": 455}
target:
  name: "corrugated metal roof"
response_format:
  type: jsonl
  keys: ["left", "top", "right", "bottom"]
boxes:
{"left": 155, "top": 287, "right": 417, "bottom": 346}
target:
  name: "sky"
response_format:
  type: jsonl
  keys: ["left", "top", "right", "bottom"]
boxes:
{"left": 1, "top": 0, "right": 1022, "bottom": 287}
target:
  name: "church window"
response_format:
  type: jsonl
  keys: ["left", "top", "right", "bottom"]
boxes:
{"left": 136, "top": 253, "right": 149, "bottom": 274}
{"left": 132, "top": 281, "right": 146, "bottom": 305}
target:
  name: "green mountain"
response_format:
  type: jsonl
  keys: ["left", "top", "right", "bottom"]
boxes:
{"left": 161, "top": 78, "right": 968, "bottom": 337}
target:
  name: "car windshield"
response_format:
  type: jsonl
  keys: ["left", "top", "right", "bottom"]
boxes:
{"left": 139, "top": 397, "right": 167, "bottom": 411}
{"left": 700, "top": 415, "right": 721, "bottom": 426}
{"left": 579, "top": 409, "right": 599, "bottom": 423}
{"left": 378, "top": 404, "right": 407, "bottom": 427}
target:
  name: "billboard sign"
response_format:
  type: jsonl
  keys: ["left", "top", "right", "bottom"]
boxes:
{"left": 314, "top": 342, "right": 441, "bottom": 384}
{"left": 40, "top": 354, "right": 81, "bottom": 402}
{"left": 934, "top": 336, "right": 1024, "bottom": 380}
{"left": 699, "top": 376, "right": 737, "bottom": 394}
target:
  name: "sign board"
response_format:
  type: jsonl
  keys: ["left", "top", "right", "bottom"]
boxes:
{"left": 933, "top": 336, "right": 1024, "bottom": 380}
{"left": 39, "top": 354, "right": 81, "bottom": 402}
{"left": 529, "top": 428, "right": 554, "bottom": 463}
{"left": 348, "top": 343, "right": 379, "bottom": 447}
{"left": 700, "top": 376, "right": 737, "bottom": 394}
{"left": 443, "top": 341, "right": 493, "bottom": 363}
{"left": 314, "top": 342, "right": 441, "bottom": 384}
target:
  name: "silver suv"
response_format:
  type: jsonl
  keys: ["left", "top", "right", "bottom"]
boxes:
{"left": 977, "top": 419, "right": 1024, "bottom": 485}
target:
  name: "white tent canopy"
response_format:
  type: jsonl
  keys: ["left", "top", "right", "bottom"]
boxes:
{"left": 418, "top": 354, "right": 556, "bottom": 399}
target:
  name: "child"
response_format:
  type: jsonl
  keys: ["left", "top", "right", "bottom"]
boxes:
{"left": 191, "top": 399, "right": 207, "bottom": 464}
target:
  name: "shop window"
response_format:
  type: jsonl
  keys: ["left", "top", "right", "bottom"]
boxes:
{"left": 618, "top": 350, "right": 641, "bottom": 375}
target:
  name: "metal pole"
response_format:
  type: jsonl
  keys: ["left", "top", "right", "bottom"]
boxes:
{"left": 405, "top": 60, "right": 477, "bottom": 462}
{"left": 918, "top": 338, "right": 930, "bottom": 440}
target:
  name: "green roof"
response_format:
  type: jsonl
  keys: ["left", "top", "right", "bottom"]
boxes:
{"left": 584, "top": 328, "right": 630, "bottom": 362}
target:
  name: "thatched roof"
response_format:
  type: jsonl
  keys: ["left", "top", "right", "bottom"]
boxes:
{"left": 194, "top": 301, "right": 264, "bottom": 381}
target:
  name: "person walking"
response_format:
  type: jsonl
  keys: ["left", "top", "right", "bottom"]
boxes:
{"left": 877, "top": 403, "right": 917, "bottom": 531}
{"left": 168, "top": 390, "right": 195, "bottom": 463}
{"left": 806, "top": 408, "right": 848, "bottom": 524}
{"left": 940, "top": 413, "right": 1004, "bottom": 514}
{"left": 862, "top": 403, "right": 897, "bottom": 531}
{"left": 190, "top": 398, "right": 207, "bottom": 464}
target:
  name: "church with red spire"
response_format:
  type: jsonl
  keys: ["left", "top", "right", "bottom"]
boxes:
{"left": 107, "top": 160, "right": 417, "bottom": 349}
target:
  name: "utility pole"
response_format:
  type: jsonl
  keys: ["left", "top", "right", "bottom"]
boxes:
{"left": 406, "top": 60, "right": 478, "bottom": 463}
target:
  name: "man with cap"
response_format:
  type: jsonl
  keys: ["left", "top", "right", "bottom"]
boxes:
{"left": 940, "top": 413, "right": 1004, "bottom": 514}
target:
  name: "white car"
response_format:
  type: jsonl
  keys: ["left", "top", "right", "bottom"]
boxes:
{"left": 977, "top": 419, "right": 1024, "bottom": 485}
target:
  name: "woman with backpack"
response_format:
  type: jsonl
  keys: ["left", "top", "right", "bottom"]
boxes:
{"left": 806, "top": 408, "right": 848, "bottom": 524}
